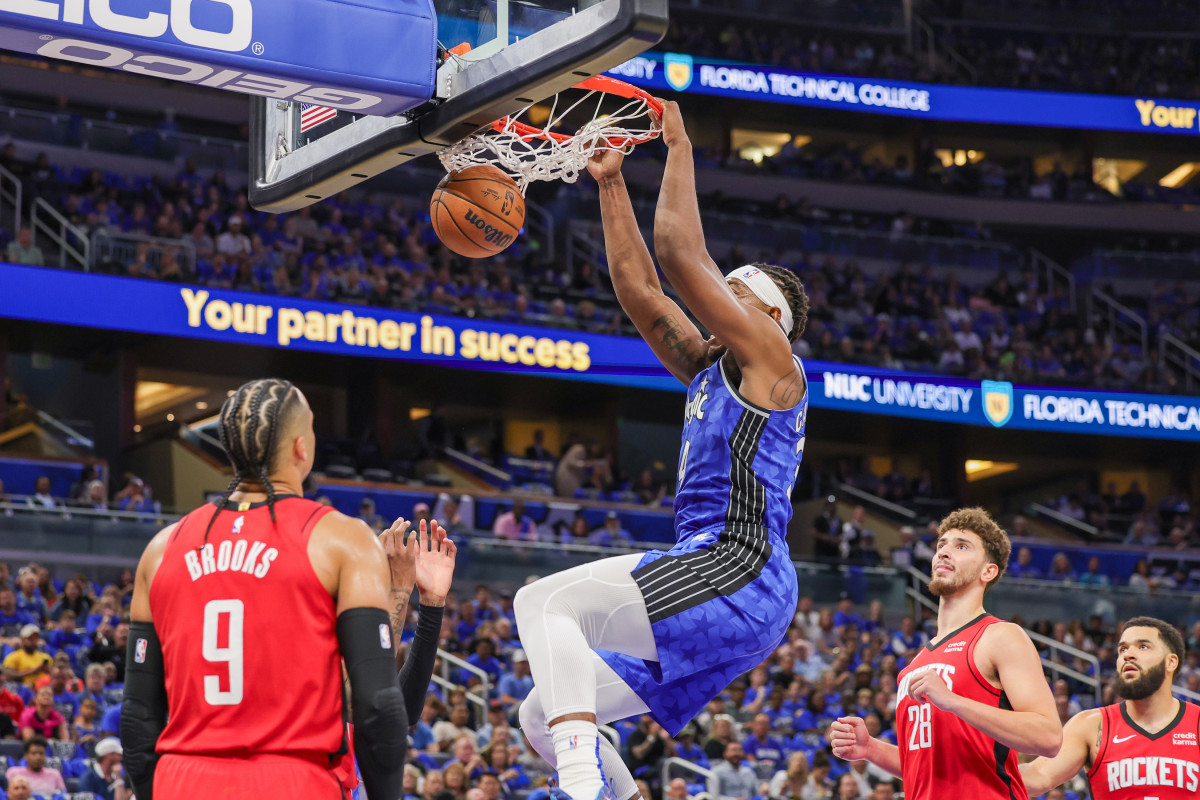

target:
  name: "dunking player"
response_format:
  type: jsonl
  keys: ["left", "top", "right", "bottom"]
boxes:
{"left": 830, "top": 508, "right": 1062, "bottom": 798}
{"left": 120, "top": 378, "right": 453, "bottom": 800}
{"left": 1020, "top": 616, "right": 1200, "bottom": 799}
{"left": 514, "top": 101, "right": 810, "bottom": 800}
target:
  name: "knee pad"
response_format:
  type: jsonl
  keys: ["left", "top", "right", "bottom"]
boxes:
{"left": 360, "top": 685, "right": 407, "bottom": 761}
{"left": 518, "top": 691, "right": 545, "bottom": 732}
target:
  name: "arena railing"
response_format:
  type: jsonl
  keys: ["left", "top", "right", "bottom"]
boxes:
{"left": 0, "top": 103, "right": 248, "bottom": 171}
{"left": 835, "top": 483, "right": 917, "bottom": 522}
{"left": 31, "top": 197, "right": 88, "bottom": 271}
{"left": 429, "top": 669, "right": 489, "bottom": 723}
{"left": 660, "top": 756, "right": 718, "bottom": 799}
{"left": 1160, "top": 333, "right": 1200, "bottom": 393}
{"left": 1029, "top": 248, "right": 1077, "bottom": 315}
{"left": 438, "top": 649, "right": 494, "bottom": 699}
{"left": 1029, "top": 502, "right": 1101, "bottom": 541}
{"left": 34, "top": 410, "right": 95, "bottom": 452}
{"left": 443, "top": 447, "right": 514, "bottom": 490}
{"left": 1087, "top": 286, "right": 1148, "bottom": 353}
{"left": 0, "top": 163, "right": 21, "bottom": 235}
{"left": 90, "top": 229, "right": 197, "bottom": 276}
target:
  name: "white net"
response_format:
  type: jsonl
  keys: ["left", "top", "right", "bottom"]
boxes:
{"left": 438, "top": 80, "right": 661, "bottom": 193}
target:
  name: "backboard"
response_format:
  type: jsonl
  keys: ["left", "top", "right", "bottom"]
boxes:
{"left": 248, "top": 0, "right": 667, "bottom": 213}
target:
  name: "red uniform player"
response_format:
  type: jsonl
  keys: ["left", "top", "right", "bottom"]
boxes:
{"left": 830, "top": 507, "right": 1061, "bottom": 799}
{"left": 1021, "top": 617, "right": 1200, "bottom": 800}
{"left": 121, "top": 378, "right": 454, "bottom": 800}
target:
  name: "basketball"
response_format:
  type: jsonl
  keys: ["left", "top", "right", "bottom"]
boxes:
{"left": 430, "top": 165, "right": 526, "bottom": 258}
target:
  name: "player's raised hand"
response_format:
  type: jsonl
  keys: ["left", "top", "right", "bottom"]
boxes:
{"left": 655, "top": 100, "right": 689, "bottom": 148}
{"left": 379, "top": 516, "right": 418, "bottom": 593}
{"left": 829, "top": 716, "right": 871, "bottom": 761}
{"left": 414, "top": 519, "right": 456, "bottom": 607}
{"left": 587, "top": 148, "right": 625, "bottom": 182}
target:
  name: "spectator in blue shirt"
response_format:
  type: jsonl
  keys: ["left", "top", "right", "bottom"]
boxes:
{"left": 1077, "top": 556, "right": 1110, "bottom": 587}
{"left": 1006, "top": 547, "right": 1041, "bottom": 579}
{"left": 673, "top": 723, "right": 709, "bottom": 767}
{"left": 14, "top": 571, "right": 47, "bottom": 624}
{"left": 478, "top": 702, "right": 524, "bottom": 754}
{"left": 483, "top": 740, "right": 530, "bottom": 793}
{"left": 465, "top": 638, "right": 505, "bottom": 688}
{"left": 474, "top": 585, "right": 498, "bottom": 623}
{"left": 832, "top": 595, "right": 863, "bottom": 630}
{"left": 45, "top": 611, "right": 85, "bottom": 654}
{"left": 741, "top": 713, "right": 786, "bottom": 771}
{"left": 589, "top": 511, "right": 634, "bottom": 547}
{"left": 85, "top": 596, "right": 121, "bottom": 638}
{"left": 99, "top": 701, "right": 121, "bottom": 738}
{"left": 1047, "top": 552, "right": 1077, "bottom": 582}
{"left": 456, "top": 600, "right": 479, "bottom": 642}
{"left": 79, "top": 736, "right": 123, "bottom": 800}
{"left": 48, "top": 666, "right": 79, "bottom": 721}
{"left": 79, "top": 664, "right": 109, "bottom": 714}
{"left": 887, "top": 616, "right": 927, "bottom": 663}
{"left": 0, "top": 587, "right": 36, "bottom": 642}
{"left": 497, "top": 650, "right": 533, "bottom": 707}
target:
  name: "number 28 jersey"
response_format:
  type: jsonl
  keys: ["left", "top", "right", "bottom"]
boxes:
{"left": 149, "top": 496, "right": 344, "bottom": 759}
{"left": 895, "top": 614, "right": 1026, "bottom": 800}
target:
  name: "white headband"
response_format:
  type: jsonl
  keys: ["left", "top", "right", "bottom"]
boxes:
{"left": 725, "top": 265, "right": 792, "bottom": 335}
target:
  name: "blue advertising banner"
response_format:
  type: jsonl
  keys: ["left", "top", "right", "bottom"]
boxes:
{"left": 607, "top": 53, "right": 1200, "bottom": 136}
{"left": 1, "top": 263, "right": 1198, "bottom": 440}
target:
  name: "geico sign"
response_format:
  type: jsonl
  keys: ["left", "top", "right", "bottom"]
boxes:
{"left": 1, "top": 0, "right": 252, "bottom": 51}
{"left": 37, "top": 38, "right": 383, "bottom": 111}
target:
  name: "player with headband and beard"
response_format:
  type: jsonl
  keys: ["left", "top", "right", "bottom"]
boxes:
{"left": 510, "top": 101, "right": 811, "bottom": 800}
{"left": 1020, "top": 616, "right": 1200, "bottom": 799}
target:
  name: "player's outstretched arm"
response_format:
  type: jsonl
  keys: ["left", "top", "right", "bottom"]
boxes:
{"left": 397, "top": 520, "right": 453, "bottom": 724}
{"left": 1019, "top": 709, "right": 1098, "bottom": 796}
{"left": 651, "top": 101, "right": 793, "bottom": 376}
{"left": 911, "top": 622, "right": 1062, "bottom": 758}
{"left": 321, "top": 514, "right": 409, "bottom": 800}
{"left": 830, "top": 716, "right": 903, "bottom": 778}
{"left": 121, "top": 524, "right": 175, "bottom": 800}
{"left": 588, "top": 149, "right": 711, "bottom": 385}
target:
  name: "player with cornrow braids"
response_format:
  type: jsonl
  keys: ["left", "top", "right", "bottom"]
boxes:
{"left": 122, "top": 378, "right": 456, "bottom": 800}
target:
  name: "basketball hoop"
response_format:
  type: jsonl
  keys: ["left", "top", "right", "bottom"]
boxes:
{"left": 438, "top": 75, "right": 663, "bottom": 193}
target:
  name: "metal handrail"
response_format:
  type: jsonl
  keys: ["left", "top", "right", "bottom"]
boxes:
{"left": 1174, "top": 685, "right": 1200, "bottom": 704}
{"left": 836, "top": 482, "right": 917, "bottom": 520}
{"left": 912, "top": 14, "right": 978, "bottom": 83}
{"left": 599, "top": 725, "right": 620, "bottom": 749}
{"left": 429, "top": 673, "right": 489, "bottom": 723}
{"left": 443, "top": 447, "right": 513, "bottom": 484}
{"left": 1160, "top": 333, "right": 1200, "bottom": 392}
{"left": 1026, "top": 628, "right": 1103, "bottom": 705}
{"left": 91, "top": 228, "right": 197, "bottom": 275}
{"left": 661, "top": 757, "right": 718, "bottom": 799}
{"left": 1030, "top": 502, "right": 1100, "bottom": 540}
{"left": 0, "top": 163, "right": 21, "bottom": 235}
{"left": 1088, "top": 286, "right": 1148, "bottom": 352}
{"left": 1029, "top": 248, "right": 1077, "bottom": 314}
{"left": 32, "top": 197, "right": 89, "bottom": 270}
{"left": 525, "top": 198, "right": 555, "bottom": 263}
{"left": 437, "top": 649, "right": 493, "bottom": 698}
{"left": 566, "top": 219, "right": 607, "bottom": 276}
{"left": 0, "top": 498, "right": 173, "bottom": 523}
{"left": 36, "top": 409, "right": 95, "bottom": 451}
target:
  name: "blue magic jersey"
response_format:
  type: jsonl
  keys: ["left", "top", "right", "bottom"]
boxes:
{"left": 601, "top": 354, "right": 807, "bottom": 733}
{"left": 675, "top": 355, "right": 807, "bottom": 542}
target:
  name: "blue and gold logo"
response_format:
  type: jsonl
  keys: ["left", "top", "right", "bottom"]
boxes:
{"left": 981, "top": 380, "right": 1013, "bottom": 428}
{"left": 664, "top": 53, "right": 693, "bottom": 92}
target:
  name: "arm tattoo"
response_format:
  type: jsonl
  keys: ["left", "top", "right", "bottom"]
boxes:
{"left": 388, "top": 589, "right": 409, "bottom": 648}
{"left": 651, "top": 314, "right": 704, "bottom": 373}
{"left": 769, "top": 371, "right": 806, "bottom": 408}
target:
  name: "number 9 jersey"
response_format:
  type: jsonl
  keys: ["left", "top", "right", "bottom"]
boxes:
{"left": 150, "top": 496, "right": 344, "bottom": 760}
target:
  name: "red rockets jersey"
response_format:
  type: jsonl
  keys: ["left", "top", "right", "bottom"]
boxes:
{"left": 149, "top": 496, "right": 343, "bottom": 759}
{"left": 1088, "top": 700, "right": 1200, "bottom": 800}
{"left": 895, "top": 614, "right": 1026, "bottom": 800}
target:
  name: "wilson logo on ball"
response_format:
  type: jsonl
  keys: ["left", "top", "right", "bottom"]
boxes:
{"left": 464, "top": 210, "right": 515, "bottom": 248}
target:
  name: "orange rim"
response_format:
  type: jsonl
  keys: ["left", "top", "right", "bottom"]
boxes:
{"left": 490, "top": 75, "right": 663, "bottom": 148}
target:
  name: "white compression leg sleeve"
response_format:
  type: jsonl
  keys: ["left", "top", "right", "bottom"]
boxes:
{"left": 513, "top": 553, "right": 658, "bottom": 719}
{"left": 519, "top": 657, "right": 649, "bottom": 800}
{"left": 514, "top": 554, "right": 658, "bottom": 800}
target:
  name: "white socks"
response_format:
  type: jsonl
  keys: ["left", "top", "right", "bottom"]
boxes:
{"left": 552, "top": 720, "right": 605, "bottom": 800}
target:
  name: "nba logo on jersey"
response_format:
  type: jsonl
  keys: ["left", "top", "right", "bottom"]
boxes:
{"left": 135, "top": 638, "right": 147, "bottom": 663}
{"left": 232, "top": 515, "right": 245, "bottom": 535}
{"left": 379, "top": 624, "right": 391, "bottom": 650}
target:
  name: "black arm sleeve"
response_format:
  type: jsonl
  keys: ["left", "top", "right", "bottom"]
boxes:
{"left": 398, "top": 603, "right": 444, "bottom": 722}
{"left": 338, "top": 607, "right": 408, "bottom": 800}
{"left": 121, "top": 621, "right": 168, "bottom": 800}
